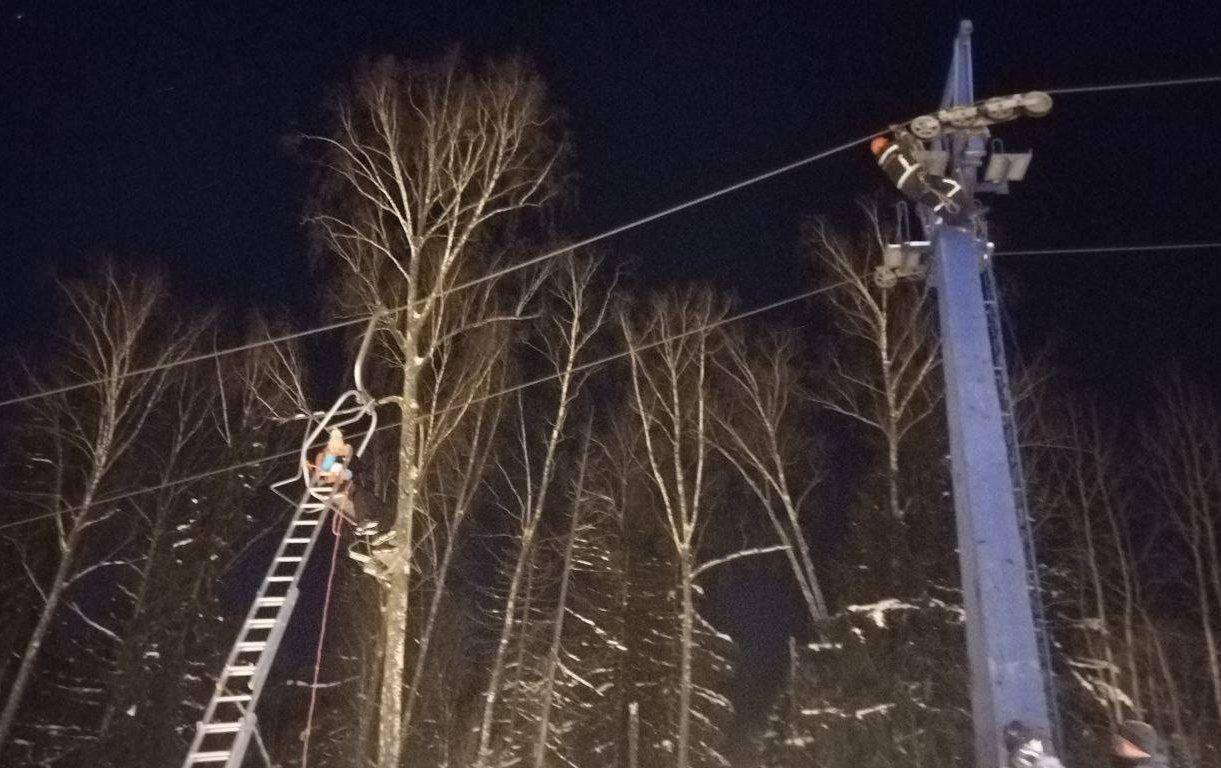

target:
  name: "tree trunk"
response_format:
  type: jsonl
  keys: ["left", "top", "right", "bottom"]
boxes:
{"left": 1190, "top": 530, "right": 1221, "bottom": 727}
{"left": 378, "top": 359, "right": 422, "bottom": 768}
{"left": 532, "top": 434, "right": 590, "bottom": 768}
{"left": 676, "top": 551, "right": 695, "bottom": 768}
{"left": 474, "top": 528, "right": 537, "bottom": 768}
{"left": 0, "top": 493, "right": 91, "bottom": 755}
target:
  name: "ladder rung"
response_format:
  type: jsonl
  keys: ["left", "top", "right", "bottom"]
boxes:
{"left": 267, "top": 576, "right": 293, "bottom": 582}
{"left": 276, "top": 556, "right": 303, "bottom": 563}
{"left": 256, "top": 596, "right": 285, "bottom": 607}
{"left": 202, "top": 721, "right": 242, "bottom": 734}
{"left": 225, "top": 664, "right": 257, "bottom": 677}
{"left": 216, "top": 694, "right": 251, "bottom": 703}
{"left": 285, "top": 537, "right": 310, "bottom": 544}
{"left": 189, "top": 751, "right": 232, "bottom": 763}
{"left": 293, "top": 518, "right": 320, "bottom": 525}
{"left": 237, "top": 641, "right": 267, "bottom": 652}
{"left": 247, "top": 618, "right": 277, "bottom": 629}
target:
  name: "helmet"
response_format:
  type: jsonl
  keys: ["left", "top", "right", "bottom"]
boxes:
{"left": 328, "top": 428, "right": 344, "bottom": 444}
{"left": 1113, "top": 721, "right": 1163, "bottom": 761}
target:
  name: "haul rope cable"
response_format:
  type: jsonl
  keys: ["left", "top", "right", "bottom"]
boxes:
{"left": 995, "top": 242, "right": 1221, "bottom": 256}
{"left": 0, "top": 277, "right": 856, "bottom": 531}
{"left": 3, "top": 69, "right": 1219, "bottom": 412}
{"left": 1045, "top": 73, "right": 1221, "bottom": 95}
{"left": 0, "top": 132, "right": 880, "bottom": 411}
{"left": 5, "top": 236, "right": 1221, "bottom": 532}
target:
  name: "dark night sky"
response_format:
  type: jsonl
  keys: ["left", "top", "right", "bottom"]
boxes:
{"left": 4, "top": 1, "right": 1221, "bottom": 387}
{"left": 3, "top": 0, "right": 1221, "bottom": 733}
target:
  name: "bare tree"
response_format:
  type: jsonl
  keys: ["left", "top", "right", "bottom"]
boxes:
{"left": 525, "top": 428, "right": 611, "bottom": 768}
{"left": 1036, "top": 397, "right": 1143, "bottom": 723}
{"left": 1021, "top": 368, "right": 1221, "bottom": 766}
{"left": 308, "top": 51, "right": 566, "bottom": 768}
{"left": 0, "top": 266, "right": 195, "bottom": 757}
{"left": 96, "top": 320, "right": 309, "bottom": 766}
{"left": 711, "top": 328, "right": 828, "bottom": 625}
{"left": 620, "top": 288, "right": 732, "bottom": 768}
{"left": 471, "top": 255, "right": 613, "bottom": 768}
{"left": 1145, "top": 371, "right": 1221, "bottom": 732}
{"left": 807, "top": 216, "right": 940, "bottom": 524}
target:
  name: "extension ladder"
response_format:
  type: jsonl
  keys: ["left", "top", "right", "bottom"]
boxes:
{"left": 180, "top": 483, "right": 337, "bottom": 768}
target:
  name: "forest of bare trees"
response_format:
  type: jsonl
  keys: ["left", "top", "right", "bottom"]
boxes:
{"left": 2, "top": 51, "right": 1219, "bottom": 768}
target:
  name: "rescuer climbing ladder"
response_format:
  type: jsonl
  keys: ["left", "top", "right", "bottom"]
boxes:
{"left": 180, "top": 316, "right": 384, "bottom": 768}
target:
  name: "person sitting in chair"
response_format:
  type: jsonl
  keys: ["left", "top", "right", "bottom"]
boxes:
{"left": 313, "top": 428, "right": 376, "bottom": 534}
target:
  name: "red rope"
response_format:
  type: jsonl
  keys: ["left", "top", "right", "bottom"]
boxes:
{"left": 300, "top": 513, "right": 344, "bottom": 768}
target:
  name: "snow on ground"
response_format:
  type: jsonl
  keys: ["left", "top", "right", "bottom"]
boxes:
{"left": 844, "top": 596, "right": 964, "bottom": 628}
{"left": 845, "top": 598, "right": 919, "bottom": 628}
{"left": 801, "top": 703, "right": 895, "bottom": 720}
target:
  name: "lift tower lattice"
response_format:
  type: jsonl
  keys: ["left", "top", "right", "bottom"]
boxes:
{"left": 923, "top": 20, "right": 1057, "bottom": 767}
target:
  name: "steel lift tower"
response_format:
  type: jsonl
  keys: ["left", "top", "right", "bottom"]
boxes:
{"left": 917, "top": 20, "right": 1059, "bottom": 767}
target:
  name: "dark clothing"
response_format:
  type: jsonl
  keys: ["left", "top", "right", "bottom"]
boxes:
{"left": 1113, "top": 721, "right": 1171, "bottom": 768}
{"left": 876, "top": 130, "right": 967, "bottom": 218}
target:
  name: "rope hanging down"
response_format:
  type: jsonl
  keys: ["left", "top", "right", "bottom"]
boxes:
{"left": 299, "top": 514, "right": 346, "bottom": 768}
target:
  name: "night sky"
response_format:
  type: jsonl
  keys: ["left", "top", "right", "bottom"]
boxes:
{"left": 3, "top": 0, "right": 1221, "bottom": 735}
{"left": 4, "top": 1, "right": 1221, "bottom": 388}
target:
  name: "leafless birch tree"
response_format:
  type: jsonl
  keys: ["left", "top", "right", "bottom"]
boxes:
{"left": 1145, "top": 371, "right": 1221, "bottom": 732}
{"left": 1036, "top": 398, "right": 1143, "bottom": 723}
{"left": 0, "top": 266, "right": 195, "bottom": 758}
{"left": 621, "top": 288, "right": 732, "bottom": 768}
{"left": 711, "top": 328, "right": 828, "bottom": 625}
{"left": 471, "top": 255, "right": 614, "bottom": 768}
{"left": 807, "top": 217, "right": 940, "bottom": 523}
{"left": 308, "top": 51, "right": 566, "bottom": 768}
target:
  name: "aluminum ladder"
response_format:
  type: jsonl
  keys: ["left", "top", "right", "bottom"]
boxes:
{"left": 180, "top": 482, "right": 337, "bottom": 768}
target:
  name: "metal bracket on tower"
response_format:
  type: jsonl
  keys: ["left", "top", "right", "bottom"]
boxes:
{"left": 877, "top": 201, "right": 931, "bottom": 288}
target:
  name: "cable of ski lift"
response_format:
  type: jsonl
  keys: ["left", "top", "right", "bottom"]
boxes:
{"left": 995, "top": 241, "right": 1221, "bottom": 256}
{"left": 1044, "top": 72, "right": 1221, "bottom": 95}
{"left": 0, "top": 132, "right": 881, "bottom": 412}
{"left": 5, "top": 219, "right": 1221, "bottom": 536}
{"left": 0, "top": 277, "right": 858, "bottom": 532}
{"left": 5, "top": 68, "right": 1221, "bottom": 413}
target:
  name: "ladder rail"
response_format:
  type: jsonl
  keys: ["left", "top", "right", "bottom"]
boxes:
{"left": 182, "top": 485, "right": 335, "bottom": 768}
{"left": 183, "top": 313, "right": 385, "bottom": 768}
